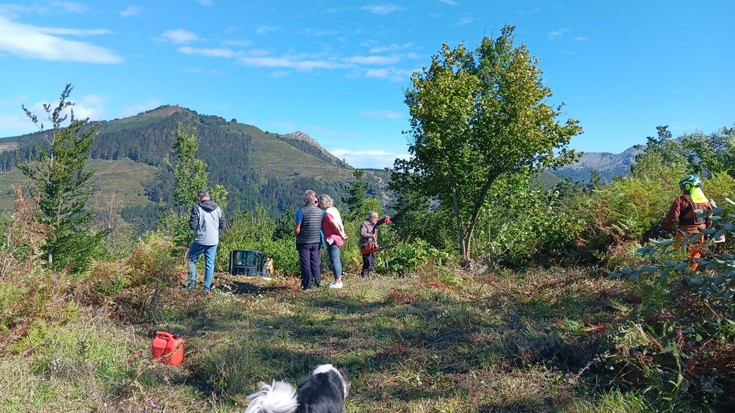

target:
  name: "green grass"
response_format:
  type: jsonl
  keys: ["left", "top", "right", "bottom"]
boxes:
{"left": 0, "top": 265, "right": 723, "bottom": 412}
{"left": 0, "top": 158, "right": 157, "bottom": 211}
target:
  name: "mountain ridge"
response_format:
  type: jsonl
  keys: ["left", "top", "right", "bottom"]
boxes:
{"left": 553, "top": 146, "right": 641, "bottom": 182}
{"left": 0, "top": 105, "right": 641, "bottom": 229}
{"left": 0, "top": 105, "right": 389, "bottom": 231}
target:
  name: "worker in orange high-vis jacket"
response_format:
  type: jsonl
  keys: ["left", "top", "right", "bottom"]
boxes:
{"left": 658, "top": 174, "right": 713, "bottom": 270}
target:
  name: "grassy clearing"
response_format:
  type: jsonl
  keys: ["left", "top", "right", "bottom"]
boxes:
{"left": 0, "top": 265, "right": 721, "bottom": 412}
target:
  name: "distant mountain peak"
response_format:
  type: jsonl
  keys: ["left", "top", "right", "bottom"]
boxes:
{"left": 138, "top": 105, "right": 184, "bottom": 118}
{"left": 283, "top": 130, "right": 316, "bottom": 143}
{"left": 553, "top": 146, "right": 643, "bottom": 182}
{"left": 279, "top": 131, "right": 348, "bottom": 168}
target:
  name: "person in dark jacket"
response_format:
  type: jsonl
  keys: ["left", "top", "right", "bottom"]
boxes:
{"left": 295, "top": 190, "right": 323, "bottom": 290}
{"left": 359, "top": 211, "right": 390, "bottom": 277}
{"left": 659, "top": 174, "right": 712, "bottom": 270}
{"left": 187, "top": 190, "right": 227, "bottom": 292}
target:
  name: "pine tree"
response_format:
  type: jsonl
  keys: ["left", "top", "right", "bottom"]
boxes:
{"left": 18, "top": 84, "right": 106, "bottom": 271}
{"left": 343, "top": 170, "right": 382, "bottom": 222}
{"left": 161, "top": 122, "right": 227, "bottom": 248}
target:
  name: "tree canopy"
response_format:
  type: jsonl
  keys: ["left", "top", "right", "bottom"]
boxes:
{"left": 391, "top": 25, "right": 582, "bottom": 264}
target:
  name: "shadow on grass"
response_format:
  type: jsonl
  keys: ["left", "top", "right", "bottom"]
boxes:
{"left": 223, "top": 278, "right": 289, "bottom": 295}
{"left": 158, "top": 267, "right": 628, "bottom": 410}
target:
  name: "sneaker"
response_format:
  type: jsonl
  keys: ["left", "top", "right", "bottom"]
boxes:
{"left": 329, "top": 281, "right": 343, "bottom": 289}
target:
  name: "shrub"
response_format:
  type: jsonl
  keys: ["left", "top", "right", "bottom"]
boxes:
{"left": 376, "top": 239, "right": 452, "bottom": 276}
{"left": 476, "top": 173, "right": 585, "bottom": 266}
{"left": 606, "top": 193, "right": 735, "bottom": 408}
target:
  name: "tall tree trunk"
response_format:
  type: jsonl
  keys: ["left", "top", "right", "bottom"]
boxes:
{"left": 450, "top": 189, "right": 468, "bottom": 264}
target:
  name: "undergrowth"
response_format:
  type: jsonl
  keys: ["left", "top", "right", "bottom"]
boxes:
{"left": 3, "top": 258, "right": 732, "bottom": 412}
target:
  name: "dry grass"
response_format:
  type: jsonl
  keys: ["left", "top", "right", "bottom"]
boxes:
{"left": 0, "top": 264, "right": 719, "bottom": 412}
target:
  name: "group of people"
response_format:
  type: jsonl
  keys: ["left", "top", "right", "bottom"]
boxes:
{"left": 184, "top": 173, "right": 719, "bottom": 293}
{"left": 295, "top": 189, "right": 390, "bottom": 290}
{"left": 184, "top": 188, "right": 390, "bottom": 293}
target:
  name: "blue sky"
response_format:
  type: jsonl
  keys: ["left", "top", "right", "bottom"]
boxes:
{"left": 0, "top": 1, "right": 733, "bottom": 169}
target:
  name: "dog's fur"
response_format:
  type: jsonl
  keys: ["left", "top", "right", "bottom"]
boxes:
{"left": 244, "top": 364, "right": 349, "bottom": 413}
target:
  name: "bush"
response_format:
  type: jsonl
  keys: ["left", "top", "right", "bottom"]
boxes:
{"left": 376, "top": 239, "right": 452, "bottom": 276}
{"left": 127, "top": 231, "right": 180, "bottom": 287}
{"left": 476, "top": 173, "right": 585, "bottom": 266}
{"left": 606, "top": 192, "right": 735, "bottom": 408}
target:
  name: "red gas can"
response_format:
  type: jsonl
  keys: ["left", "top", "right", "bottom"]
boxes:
{"left": 151, "top": 331, "right": 184, "bottom": 366}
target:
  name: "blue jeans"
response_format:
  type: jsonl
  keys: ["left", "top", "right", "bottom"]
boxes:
{"left": 188, "top": 242, "right": 218, "bottom": 291}
{"left": 326, "top": 244, "right": 343, "bottom": 280}
{"left": 297, "top": 242, "right": 321, "bottom": 289}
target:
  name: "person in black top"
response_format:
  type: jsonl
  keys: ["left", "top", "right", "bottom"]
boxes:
{"left": 295, "top": 190, "right": 323, "bottom": 290}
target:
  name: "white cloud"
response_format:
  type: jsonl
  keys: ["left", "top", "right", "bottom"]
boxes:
{"left": 0, "top": 111, "right": 35, "bottom": 137}
{"left": 330, "top": 148, "right": 408, "bottom": 169}
{"left": 302, "top": 28, "right": 340, "bottom": 37}
{"left": 364, "top": 67, "right": 413, "bottom": 82}
{"left": 120, "top": 6, "right": 141, "bottom": 17}
{"left": 361, "top": 110, "right": 403, "bottom": 120}
{"left": 575, "top": 36, "right": 587, "bottom": 42}
{"left": 0, "top": 4, "right": 35, "bottom": 18}
{"left": 455, "top": 17, "right": 473, "bottom": 25}
{"left": 255, "top": 25, "right": 279, "bottom": 34}
{"left": 50, "top": 1, "right": 89, "bottom": 13}
{"left": 10, "top": 94, "right": 105, "bottom": 132}
{"left": 222, "top": 39, "right": 252, "bottom": 47}
{"left": 437, "top": 0, "right": 458, "bottom": 5}
{"left": 343, "top": 55, "right": 399, "bottom": 65}
{"left": 39, "top": 27, "right": 111, "bottom": 36}
{"left": 368, "top": 42, "right": 413, "bottom": 53}
{"left": 159, "top": 29, "right": 200, "bottom": 44}
{"left": 361, "top": 4, "right": 402, "bottom": 15}
{"left": 365, "top": 68, "right": 390, "bottom": 78}
{"left": 237, "top": 55, "right": 346, "bottom": 71}
{"left": 548, "top": 29, "right": 568, "bottom": 40}
{"left": 72, "top": 94, "right": 106, "bottom": 121}
{"left": 178, "top": 46, "right": 238, "bottom": 59}
{"left": 0, "top": 15, "right": 122, "bottom": 63}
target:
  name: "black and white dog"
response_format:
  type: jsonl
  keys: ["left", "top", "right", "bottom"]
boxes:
{"left": 244, "top": 364, "right": 350, "bottom": 413}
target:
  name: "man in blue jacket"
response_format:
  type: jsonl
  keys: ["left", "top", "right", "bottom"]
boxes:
{"left": 187, "top": 190, "right": 227, "bottom": 292}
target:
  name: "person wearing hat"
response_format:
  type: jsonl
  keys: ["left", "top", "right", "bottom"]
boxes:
{"left": 658, "top": 174, "right": 713, "bottom": 270}
{"left": 187, "top": 190, "right": 227, "bottom": 292}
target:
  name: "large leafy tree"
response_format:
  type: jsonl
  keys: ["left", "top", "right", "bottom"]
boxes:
{"left": 18, "top": 84, "right": 106, "bottom": 271}
{"left": 681, "top": 126, "right": 735, "bottom": 178}
{"left": 392, "top": 25, "right": 582, "bottom": 264}
{"left": 630, "top": 125, "right": 688, "bottom": 179}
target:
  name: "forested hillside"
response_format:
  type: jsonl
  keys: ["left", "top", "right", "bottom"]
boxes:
{"left": 0, "top": 105, "right": 389, "bottom": 230}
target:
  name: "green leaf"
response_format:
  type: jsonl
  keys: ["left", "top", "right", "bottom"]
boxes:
{"left": 641, "top": 265, "right": 659, "bottom": 273}
{"left": 674, "top": 262, "right": 689, "bottom": 272}
{"left": 714, "top": 228, "right": 728, "bottom": 240}
{"left": 684, "top": 276, "right": 704, "bottom": 286}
